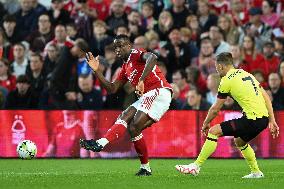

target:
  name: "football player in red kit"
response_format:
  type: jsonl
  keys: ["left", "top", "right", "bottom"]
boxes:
{"left": 80, "top": 35, "right": 172, "bottom": 176}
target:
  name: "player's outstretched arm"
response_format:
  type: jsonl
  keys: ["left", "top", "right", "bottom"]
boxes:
{"left": 85, "top": 52, "right": 123, "bottom": 94}
{"left": 261, "top": 88, "right": 279, "bottom": 138}
{"left": 202, "top": 98, "right": 226, "bottom": 136}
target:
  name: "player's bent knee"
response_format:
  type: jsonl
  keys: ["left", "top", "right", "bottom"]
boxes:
{"left": 234, "top": 137, "right": 247, "bottom": 147}
{"left": 208, "top": 124, "right": 223, "bottom": 137}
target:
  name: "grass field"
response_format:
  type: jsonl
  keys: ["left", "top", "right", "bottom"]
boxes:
{"left": 0, "top": 159, "right": 283, "bottom": 189}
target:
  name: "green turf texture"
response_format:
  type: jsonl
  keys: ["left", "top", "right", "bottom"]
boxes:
{"left": 0, "top": 159, "right": 283, "bottom": 189}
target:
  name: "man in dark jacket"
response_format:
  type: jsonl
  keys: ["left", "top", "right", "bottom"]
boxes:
{"left": 5, "top": 75, "right": 38, "bottom": 109}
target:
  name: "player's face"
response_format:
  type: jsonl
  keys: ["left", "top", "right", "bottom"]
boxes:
{"left": 114, "top": 40, "right": 131, "bottom": 60}
{"left": 215, "top": 62, "right": 225, "bottom": 77}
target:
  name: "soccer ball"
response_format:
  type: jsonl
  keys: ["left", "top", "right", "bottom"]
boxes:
{"left": 16, "top": 140, "right": 37, "bottom": 159}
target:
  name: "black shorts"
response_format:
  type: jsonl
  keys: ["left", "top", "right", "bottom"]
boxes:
{"left": 220, "top": 116, "right": 269, "bottom": 142}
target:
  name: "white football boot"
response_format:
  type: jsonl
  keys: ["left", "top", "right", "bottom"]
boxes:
{"left": 242, "top": 171, "right": 264, "bottom": 179}
{"left": 175, "top": 163, "right": 200, "bottom": 176}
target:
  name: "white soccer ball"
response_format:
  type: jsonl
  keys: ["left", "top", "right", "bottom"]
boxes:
{"left": 16, "top": 140, "right": 37, "bottom": 159}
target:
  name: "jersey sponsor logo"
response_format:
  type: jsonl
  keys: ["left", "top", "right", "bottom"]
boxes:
{"left": 128, "top": 69, "right": 138, "bottom": 83}
{"left": 228, "top": 69, "right": 242, "bottom": 79}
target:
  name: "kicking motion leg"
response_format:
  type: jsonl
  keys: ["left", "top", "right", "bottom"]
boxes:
{"left": 175, "top": 124, "right": 223, "bottom": 176}
{"left": 235, "top": 137, "right": 264, "bottom": 179}
{"left": 80, "top": 106, "right": 137, "bottom": 152}
{"left": 128, "top": 111, "right": 155, "bottom": 176}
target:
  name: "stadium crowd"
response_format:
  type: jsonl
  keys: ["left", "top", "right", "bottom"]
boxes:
{"left": 0, "top": 0, "right": 284, "bottom": 110}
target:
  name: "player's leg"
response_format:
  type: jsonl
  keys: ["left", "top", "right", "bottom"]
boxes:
{"left": 175, "top": 124, "right": 223, "bottom": 175}
{"left": 234, "top": 137, "right": 263, "bottom": 178}
{"left": 129, "top": 88, "right": 172, "bottom": 176}
{"left": 128, "top": 111, "right": 155, "bottom": 176}
{"left": 80, "top": 106, "right": 137, "bottom": 152}
{"left": 234, "top": 117, "right": 269, "bottom": 178}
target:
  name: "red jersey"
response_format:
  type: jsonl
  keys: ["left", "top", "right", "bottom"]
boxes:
{"left": 51, "top": 121, "right": 84, "bottom": 157}
{"left": 116, "top": 48, "right": 172, "bottom": 93}
{"left": 0, "top": 75, "right": 16, "bottom": 92}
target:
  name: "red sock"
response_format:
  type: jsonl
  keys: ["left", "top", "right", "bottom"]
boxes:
{"left": 104, "top": 119, "right": 127, "bottom": 142}
{"left": 132, "top": 134, "right": 149, "bottom": 164}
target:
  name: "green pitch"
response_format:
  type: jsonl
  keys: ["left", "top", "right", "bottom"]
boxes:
{"left": 0, "top": 159, "right": 283, "bottom": 189}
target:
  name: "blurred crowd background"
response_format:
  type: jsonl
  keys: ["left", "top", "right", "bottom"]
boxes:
{"left": 0, "top": 0, "right": 284, "bottom": 110}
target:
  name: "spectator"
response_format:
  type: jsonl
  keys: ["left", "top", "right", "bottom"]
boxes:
{"left": 26, "top": 13, "right": 54, "bottom": 52}
{"left": 31, "top": 0, "right": 47, "bottom": 16}
{"left": 262, "top": 41, "right": 280, "bottom": 79}
{"left": 172, "top": 69, "right": 190, "bottom": 103}
{"left": 268, "top": 72, "right": 284, "bottom": 110}
{"left": 192, "top": 38, "right": 216, "bottom": 79}
{"left": 70, "top": 0, "right": 94, "bottom": 41}
{"left": 5, "top": 75, "right": 38, "bottom": 109}
{"left": 44, "top": 44, "right": 59, "bottom": 74}
{"left": 103, "top": 44, "right": 125, "bottom": 110}
{"left": 73, "top": 38, "right": 92, "bottom": 75}
{"left": 230, "top": 0, "right": 249, "bottom": 26}
{"left": 138, "top": 0, "right": 165, "bottom": 19}
{"left": 133, "top": 36, "right": 149, "bottom": 50}
{"left": 128, "top": 10, "right": 145, "bottom": 41}
{"left": 2, "top": 14, "right": 21, "bottom": 44}
{"left": 87, "top": 0, "right": 110, "bottom": 21}
{"left": 153, "top": 10, "right": 174, "bottom": 41}
{"left": 185, "top": 66, "right": 207, "bottom": 94}
{"left": 241, "top": 35, "right": 266, "bottom": 73}
{"left": 114, "top": 25, "right": 129, "bottom": 37}
{"left": 106, "top": 0, "right": 128, "bottom": 31}
{"left": 144, "top": 30, "right": 160, "bottom": 54}
{"left": 169, "top": 83, "right": 183, "bottom": 110}
{"left": 197, "top": 0, "right": 218, "bottom": 33}
{"left": 168, "top": 0, "right": 191, "bottom": 28}
{"left": 261, "top": 0, "right": 279, "bottom": 28}
{"left": 77, "top": 74, "right": 103, "bottom": 110}
{"left": 0, "top": 58, "right": 16, "bottom": 92}
{"left": 273, "top": 10, "right": 284, "bottom": 37}
{"left": 206, "top": 73, "right": 220, "bottom": 105}
{"left": 89, "top": 20, "right": 113, "bottom": 56}
{"left": 265, "top": 88, "right": 283, "bottom": 110}
{"left": 209, "top": 25, "right": 231, "bottom": 56}
{"left": 217, "top": 14, "right": 240, "bottom": 45}
{"left": 180, "top": 27, "right": 199, "bottom": 59}
{"left": 185, "top": 15, "right": 201, "bottom": 43}
{"left": 0, "top": 29, "right": 12, "bottom": 61}
{"left": 44, "top": 24, "right": 74, "bottom": 53}
{"left": 10, "top": 43, "right": 29, "bottom": 78}
{"left": 274, "top": 37, "right": 284, "bottom": 61}
{"left": 279, "top": 61, "right": 284, "bottom": 87}
{"left": 48, "top": 0, "right": 72, "bottom": 26}
{"left": 15, "top": 0, "right": 38, "bottom": 40}
{"left": 161, "top": 28, "right": 191, "bottom": 77}
{"left": 240, "top": 7, "right": 272, "bottom": 51}
{"left": 0, "top": 2, "right": 7, "bottom": 24}
{"left": 210, "top": 0, "right": 230, "bottom": 14}
{"left": 182, "top": 88, "right": 211, "bottom": 110}
{"left": 252, "top": 70, "right": 268, "bottom": 88}
{"left": 26, "top": 52, "right": 47, "bottom": 97}
{"left": 66, "top": 22, "right": 79, "bottom": 41}
{"left": 230, "top": 44, "right": 249, "bottom": 71}
{"left": 141, "top": 1, "right": 156, "bottom": 30}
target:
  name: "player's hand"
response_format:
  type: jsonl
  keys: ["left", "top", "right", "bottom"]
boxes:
{"left": 202, "top": 122, "right": 210, "bottom": 136}
{"left": 269, "top": 120, "right": 279, "bottom": 139}
{"left": 135, "top": 80, "right": 144, "bottom": 97}
{"left": 86, "top": 52, "right": 99, "bottom": 72}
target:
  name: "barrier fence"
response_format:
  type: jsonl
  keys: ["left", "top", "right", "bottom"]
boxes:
{"left": 0, "top": 110, "right": 283, "bottom": 158}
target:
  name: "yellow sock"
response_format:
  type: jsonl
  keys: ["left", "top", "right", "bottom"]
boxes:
{"left": 238, "top": 144, "right": 260, "bottom": 173}
{"left": 195, "top": 133, "right": 218, "bottom": 166}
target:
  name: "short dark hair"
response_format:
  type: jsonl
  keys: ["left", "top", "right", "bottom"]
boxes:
{"left": 3, "top": 14, "right": 16, "bottom": 23}
{"left": 173, "top": 69, "right": 187, "bottom": 79}
{"left": 79, "top": 73, "right": 92, "bottom": 79}
{"left": 30, "top": 51, "right": 44, "bottom": 62}
{"left": 16, "top": 75, "right": 30, "bottom": 84}
{"left": 142, "top": 1, "right": 154, "bottom": 10}
{"left": 14, "top": 42, "right": 26, "bottom": 50}
{"left": 188, "top": 88, "right": 201, "bottom": 96}
{"left": 114, "top": 34, "right": 131, "bottom": 46}
{"left": 216, "top": 52, "right": 233, "bottom": 65}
